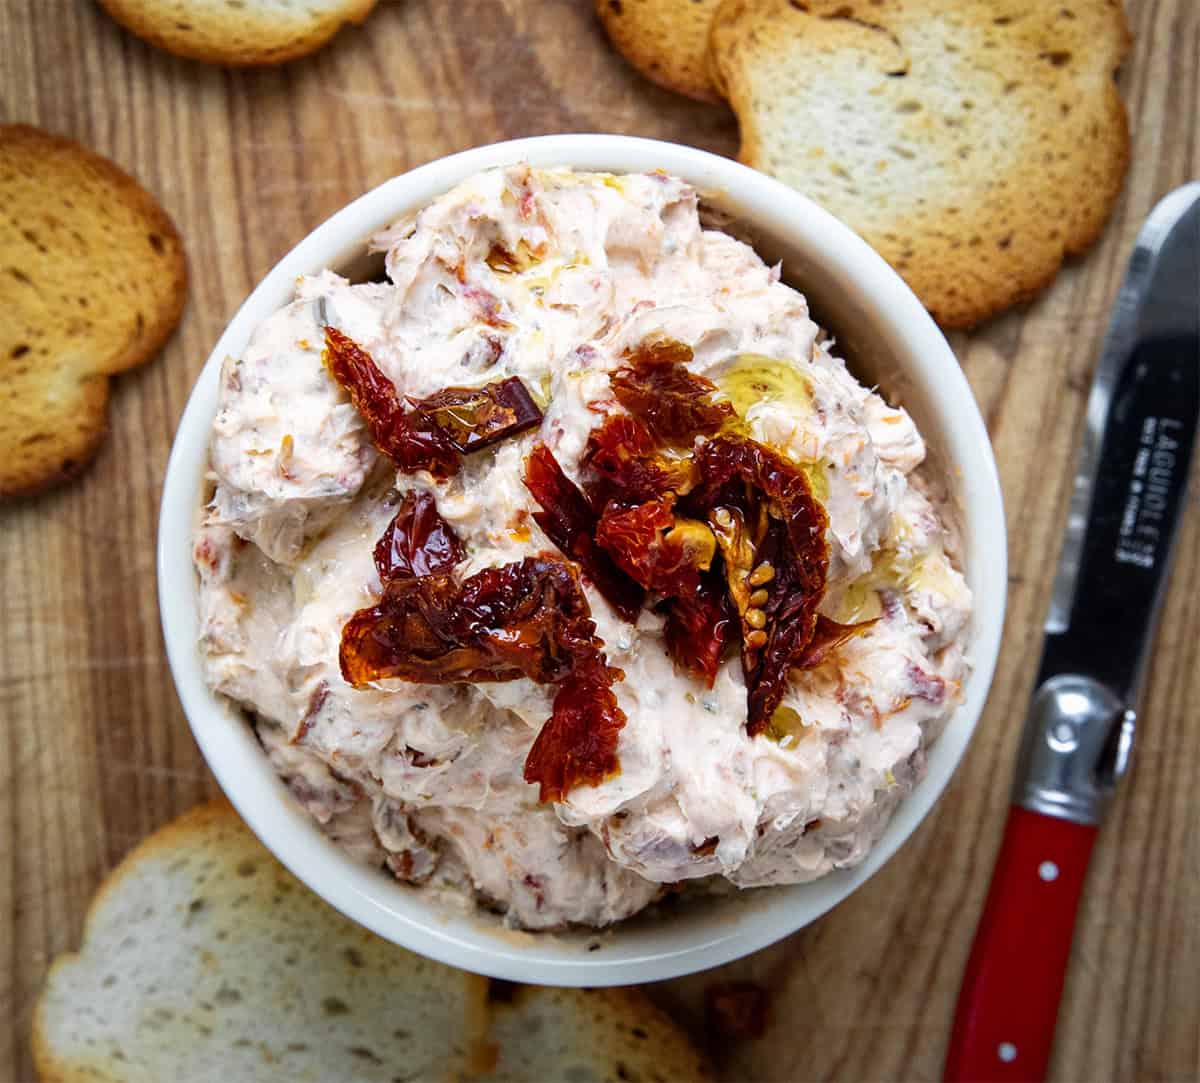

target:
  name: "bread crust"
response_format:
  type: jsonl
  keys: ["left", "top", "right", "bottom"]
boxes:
{"left": 96, "top": 0, "right": 380, "bottom": 66}
{"left": 0, "top": 124, "right": 186, "bottom": 497}
{"left": 710, "top": 0, "right": 1133, "bottom": 328}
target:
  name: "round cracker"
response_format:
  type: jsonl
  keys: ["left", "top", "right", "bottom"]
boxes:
{"left": 0, "top": 124, "right": 186, "bottom": 498}
{"left": 710, "top": 0, "right": 1132, "bottom": 328}
{"left": 596, "top": 0, "right": 725, "bottom": 104}
{"left": 96, "top": 0, "right": 380, "bottom": 66}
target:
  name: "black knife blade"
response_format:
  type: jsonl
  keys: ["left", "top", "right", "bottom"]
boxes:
{"left": 1038, "top": 184, "right": 1200, "bottom": 705}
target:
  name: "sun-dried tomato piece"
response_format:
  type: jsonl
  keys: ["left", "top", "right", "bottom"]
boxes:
{"left": 661, "top": 573, "right": 733, "bottom": 687}
{"left": 324, "top": 328, "right": 542, "bottom": 477}
{"left": 340, "top": 556, "right": 603, "bottom": 687}
{"left": 340, "top": 576, "right": 469, "bottom": 687}
{"left": 595, "top": 498, "right": 714, "bottom": 597}
{"left": 523, "top": 662, "right": 625, "bottom": 802}
{"left": 610, "top": 338, "right": 734, "bottom": 443}
{"left": 414, "top": 376, "right": 542, "bottom": 454}
{"left": 582, "top": 414, "right": 694, "bottom": 507}
{"left": 793, "top": 615, "right": 877, "bottom": 670}
{"left": 743, "top": 525, "right": 824, "bottom": 732}
{"left": 454, "top": 558, "right": 606, "bottom": 676}
{"left": 324, "top": 326, "right": 460, "bottom": 477}
{"left": 374, "top": 491, "right": 466, "bottom": 582}
{"left": 340, "top": 550, "right": 627, "bottom": 803}
{"left": 686, "top": 435, "right": 830, "bottom": 735}
{"left": 523, "top": 444, "right": 644, "bottom": 622}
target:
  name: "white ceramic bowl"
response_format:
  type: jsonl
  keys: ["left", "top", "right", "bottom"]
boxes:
{"left": 158, "top": 134, "right": 1006, "bottom": 986}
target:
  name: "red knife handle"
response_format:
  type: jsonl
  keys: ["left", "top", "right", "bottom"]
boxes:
{"left": 944, "top": 805, "right": 1098, "bottom": 1083}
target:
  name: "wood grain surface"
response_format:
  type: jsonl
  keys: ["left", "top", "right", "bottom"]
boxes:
{"left": 1, "top": 1, "right": 1197, "bottom": 1080}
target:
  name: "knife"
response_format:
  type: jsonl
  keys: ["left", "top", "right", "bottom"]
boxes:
{"left": 944, "top": 183, "right": 1200, "bottom": 1083}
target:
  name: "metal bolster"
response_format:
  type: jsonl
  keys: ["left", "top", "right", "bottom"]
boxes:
{"left": 1012, "top": 674, "right": 1137, "bottom": 826}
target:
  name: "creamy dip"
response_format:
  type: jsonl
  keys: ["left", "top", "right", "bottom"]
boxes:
{"left": 194, "top": 165, "right": 972, "bottom": 929}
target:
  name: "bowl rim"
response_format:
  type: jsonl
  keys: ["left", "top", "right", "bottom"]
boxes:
{"left": 158, "top": 133, "right": 1007, "bottom": 986}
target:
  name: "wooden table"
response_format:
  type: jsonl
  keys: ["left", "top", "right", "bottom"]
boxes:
{"left": 2, "top": 1, "right": 1197, "bottom": 1079}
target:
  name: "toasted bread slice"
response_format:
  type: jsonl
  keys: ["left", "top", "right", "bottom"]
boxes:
{"left": 96, "top": 0, "right": 379, "bottom": 66}
{"left": 710, "top": 0, "right": 1132, "bottom": 327}
{"left": 33, "top": 802, "right": 714, "bottom": 1083}
{"left": 479, "top": 984, "right": 713, "bottom": 1082}
{"left": 32, "top": 802, "right": 491, "bottom": 1082}
{"left": 596, "top": 0, "right": 725, "bottom": 103}
{"left": 0, "top": 124, "right": 186, "bottom": 498}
